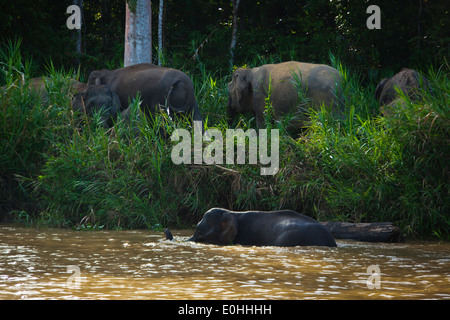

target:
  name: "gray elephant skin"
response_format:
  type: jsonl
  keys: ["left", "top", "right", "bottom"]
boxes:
{"left": 227, "top": 61, "right": 342, "bottom": 128}
{"left": 72, "top": 84, "right": 121, "bottom": 128}
{"left": 87, "top": 63, "right": 203, "bottom": 125}
{"left": 188, "top": 208, "right": 337, "bottom": 247}
{"left": 375, "top": 68, "right": 430, "bottom": 106}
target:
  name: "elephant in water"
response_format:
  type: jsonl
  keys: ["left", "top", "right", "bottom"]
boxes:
{"left": 187, "top": 208, "right": 337, "bottom": 247}
{"left": 72, "top": 84, "right": 121, "bottom": 128}
{"left": 87, "top": 63, "right": 203, "bottom": 127}
{"left": 375, "top": 68, "right": 431, "bottom": 106}
{"left": 227, "top": 61, "right": 343, "bottom": 128}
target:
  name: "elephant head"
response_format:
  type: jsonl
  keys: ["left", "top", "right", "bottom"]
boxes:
{"left": 227, "top": 68, "right": 253, "bottom": 117}
{"left": 188, "top": 209, "right": 237, "bottom": 245}
{"left": 72, "top": 84, "right": 121, "bottom": 127}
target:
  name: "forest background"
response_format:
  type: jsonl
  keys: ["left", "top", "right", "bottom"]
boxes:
{"left": 0, "top": 0, "right": 448, "bottom": 239}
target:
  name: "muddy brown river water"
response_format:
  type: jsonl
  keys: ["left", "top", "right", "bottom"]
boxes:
{"left": 0, "top": 224, "right": 449, "bottom": 299}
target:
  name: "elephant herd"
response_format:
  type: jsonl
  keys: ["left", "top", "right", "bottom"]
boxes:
{"left": 26, "top": 61, "right": 430, "bottom": 131}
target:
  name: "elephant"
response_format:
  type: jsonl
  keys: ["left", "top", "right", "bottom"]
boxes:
{"left": 375, "top": 68, "right": 431, "bottom": 107}
{"left": 227, "top": 61, "right": 343, "bottom": 129}
{"left": 188, "top": 208, "right": 337, "bottom": 247}
{"left": 87, "top": 63, "right": 203, "bottom": 127}
{"left": 71, "top": 84, "right": 121, "bottom": 128}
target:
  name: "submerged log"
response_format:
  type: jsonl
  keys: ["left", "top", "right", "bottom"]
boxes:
{"left": 320, "top": 221, "right": 404, "bottom": 243}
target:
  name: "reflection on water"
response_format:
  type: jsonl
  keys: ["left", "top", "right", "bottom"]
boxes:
{"left": 0, "top": 224, "right": 449, "bottom": 299}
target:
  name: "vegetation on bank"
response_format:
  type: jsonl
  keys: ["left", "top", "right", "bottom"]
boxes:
{"left": 1, "top": 41, "right": 449, "bottom": 239}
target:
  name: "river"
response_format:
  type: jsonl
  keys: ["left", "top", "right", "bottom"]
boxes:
{"left": 0, "top": 224, "right": 449, "bottom": 299}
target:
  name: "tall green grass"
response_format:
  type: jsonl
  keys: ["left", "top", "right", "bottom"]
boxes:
{"left": 0, "top": 40, "right": 78, "bottom": 218}
{"left": 1, "top": 42, "right": 448, "bottom": 239}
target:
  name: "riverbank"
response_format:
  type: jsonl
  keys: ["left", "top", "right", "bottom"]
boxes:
{"left": 1, "top": 43, "right": 448, "bottom": 239}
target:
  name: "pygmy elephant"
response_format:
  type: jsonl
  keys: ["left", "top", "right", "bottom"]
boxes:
{"left": 72, "top": 84, "right": 121, "bottom": 128}
{"left": 88, "top": 63, "right": 203, "bottom": 126}
{"left": 227, "top": 61, "right": 342, "bottom": 128}
{"left": 188, "top": 208, "right": 337, "bottom": 247}
{"left": 375, "top": 68, "right": 431, "bottom": 106}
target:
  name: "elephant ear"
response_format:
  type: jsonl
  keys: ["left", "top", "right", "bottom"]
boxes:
{"left": 219, "top": 212, "right": 237, "bottom": 245}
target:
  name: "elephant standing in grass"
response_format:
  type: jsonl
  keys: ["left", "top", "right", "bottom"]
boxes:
{"left": 227, "top": 61, "right": 343, "bottom": 129}
{"left": 188, "top": 208, "right": 337, "bottom": 247}
{"left": 87, "top": 63, "right": 203, "bottom": 127}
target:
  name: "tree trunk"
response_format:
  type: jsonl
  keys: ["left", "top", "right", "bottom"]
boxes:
{"left": 124, "top": 0, "right": 152, "bottom": 67}
{"left": 320, "top": 221, "right": 404, "bottom": 243}
{"left": 158, "top": 0, "right": 164, "bottom": 66}
{"left": 229, "top": 0, "right": 240, "bottom": 69}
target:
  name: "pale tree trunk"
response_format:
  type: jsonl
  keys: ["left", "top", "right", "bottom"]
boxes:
{"left": 229, "top": 0, "right": 240, "bottom": 69}
{"left": 158, "top": 0, "right": 164, "bottom": 66}
{"left": 124, "top": 0, "right": 152, "bottom": 67}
